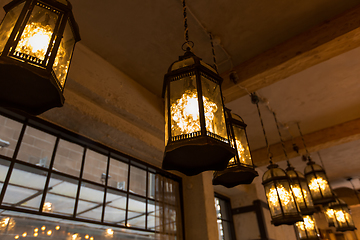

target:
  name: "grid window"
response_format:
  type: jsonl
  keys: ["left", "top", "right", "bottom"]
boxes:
{"left": 0, "top": 109, "right": 183, "bottom": 238}
{"left": 215, "top": 194, "right": 235, "bottom": 240}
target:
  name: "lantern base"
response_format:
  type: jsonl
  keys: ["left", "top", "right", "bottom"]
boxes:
{"left": 271, "top": 214, "right": 303, "bottom": 226}
{"left": 0, "top": 60, "right": 64, "bottom": 115}
{"left": 162, "top": 136, "right": 236, "bottom": 176}
{"left": 336, "top": 226, "right": 357, "bottom": 232}
{"left": 313, "top": 196, "right": 336, "bottom": 206}
{"left": 212, "top": 166, "right": 259, "bottom": 188}
{"left": 300, "top": 206, "right": 317, "bottom": 216}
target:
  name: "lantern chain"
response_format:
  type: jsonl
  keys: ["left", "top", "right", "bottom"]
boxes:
{"left": 182, "top": 0, "right": 192, "bottom": 50}
{"left": 347, "top": 178, "right": 360, "bottom": 204}
{"left": 209, "top": 32, "right": 218, "bottom": 72}
{"left": 272, "top": 112, "right": 290, "bottom": 165}
{"left": 317, "top": 151, "right": 326, "bottom": 171}
{"left": 297, "top": 122, "right": 310, "bottom": 156}
{"left": 251, "top": 93, "right": 273, "bottom": 163}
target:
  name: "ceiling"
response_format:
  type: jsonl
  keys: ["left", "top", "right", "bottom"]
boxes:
{"left": 1, "top": 0, "right": 360, "bottom": 191}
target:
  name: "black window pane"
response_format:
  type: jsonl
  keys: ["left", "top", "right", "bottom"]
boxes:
{"left": 53, "top": 139, "right": 84, "bottom": 177}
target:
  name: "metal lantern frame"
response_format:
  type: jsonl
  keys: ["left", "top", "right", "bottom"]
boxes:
{"left": 294, "top": 215, "right": 320, "bottom": 240}
{"left": 162, "top": 49, "right": 235, "bottom": 176}
{"left": 324, "top": 205, "right": 336, "bottom": 227}
{"left": 286, "top": 165, "right": 316, "bottom": 215}
{"left": 262, "top": 163, "right": 303, "bottom": 226}
{"left": 0, "top": 0, "right": 80, "bottom": 115}
{"left": 329, "top": 198, "right": 357, "bottom": 232}
{"left": 212, "top": 108, "right": 258, "bottom": 187}
{"left": 304, "top": 158, "right": 335, "bottom": 205}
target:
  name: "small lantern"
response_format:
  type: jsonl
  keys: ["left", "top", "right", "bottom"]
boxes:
{"left": 162, "top": 48, "right": 235, "bottom": 176}
{"left": 329, "top": 198, "right": 357, "bottom": 232}
{"left": 304, "top": 158, "right": 335, "bottom": 205}
{"left": 294, "top": 215, "right": 320, "bottom": 240}
{"left": 286, "top": 165, "right": 316, "bottom": 215}
{"left": 324, "top": 206, "right": 336, "bottom": 227}
{"left": 212, "top": 108, "right": 258, "bottom": 187}
{"left": 262, "top": 163, "right": 303, "bottom": 226}
{"left": 0, "top": 0, "right": 80, "bottom": 115}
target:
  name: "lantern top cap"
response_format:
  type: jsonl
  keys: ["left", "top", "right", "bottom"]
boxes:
{"left": 304, "top": 161, "right": 324, "bottom": 174}
{"left": 167, "top": 48, "right": 217, "bottom": 74}
{"left": 286, "top": 168, "right": 305, "bottom": 179}
{"left": 263, "top": 163, "right": 288, "bottom": 182}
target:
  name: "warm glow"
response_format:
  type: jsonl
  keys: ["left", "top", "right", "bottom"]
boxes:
{"left": 326, "top": 208, "right": 335, "bottom": 218}
{"left": 47, "top": 230, "right": 52, "bottom": 235}
{"left": 72, "top": 234, "right": 79, "bottom": 240}
{"left": 171, "top": 89, "right": 217, "bottom": 135}
{"left": 297, "top": 215, "right": 315, "bottom": 231}
{"left": 106, "top": 228, "right": 114, "bottom": 235}
{"left": 267, "top": 184, "right": 293, "bottom": 208}
{"left": 335, "top": 210, "right": 349, "bottom": 224}
{"left": 14, "top": 235, "right": 19, "bottom": 239}
{"left": 90, "top": 237, "right": 94, "bottom": 240}
{"left": 308, "top": 177, "right": 328, "bottom": 192}
{"left": 22, "top": 232, "right": 27, "bottom": 237}
{"left": 15, "top": 22, "right": 53, "bottom": 60}
{"left": 292, "top": 186, "right": 309, "bottom": 204}
{"left": 0, "top": 217, "right": 15, "bottom": 230}
{"left": 85, "top": 235, "right": 90, "bottom": 239}
{"left": 34, "top": 228, "right": 38, "bottom": 233}
{"left": 43, "top": 202, "right": 52, "bottom": 212}
{"left": 33, "top": 233, "right": 38, "bottom": 237}
{"left": 41, "top": 226, "right": 46, "bottom": 231}
{"left": 55, "top": 225, "right": 60, "bottom": 230}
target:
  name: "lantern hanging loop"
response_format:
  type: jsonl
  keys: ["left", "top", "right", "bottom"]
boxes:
{"left": 251, "top": 93, "right": 273, "bottom": 163}
{"left": 182, "top": 0, "right": 193, "bottom": 50}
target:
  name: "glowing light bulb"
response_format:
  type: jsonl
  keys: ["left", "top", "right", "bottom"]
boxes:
{"left": 41, "top": 226, "right": 46, "bottom": 231}
{"left": 34, "top": 228, "right": 38, "bottom": 233}
{"left": 14, "top": 235, "right": 19, "bottom": 239}
{"left": 72, "top": 233, "right": 78, "bottom": 240}
{"left": 47, "top": 230, "right": 52, "bottom": 235}
{"left": 43, "top": 202, "right": 52, "bottom": 212}
{"left": 15, "top": 22, "right": 53, "bottom": 60}
{"left": 171, "top": 89, "right": 217, "bottom": 135}
{"left": 335, "top": 210, "right": 347, "bottom": 223}
{"left": 90, "top": 237, "right": 94, "bottom": 240}
{"left": 106, "top": 228, "right": 114, "bottom": 235}
{"left": 85, "top": 235, "right": 89, "bottom": 239}
{"left": 22, "top": 232, "right": 27, "bottom": 237}
{"left": 34, "top": 232, "right": 38, "bottom": 237}
{"left": 309, "top": 177, "right": 328, "bottom": 192}
{"left": 55, "top": 226, "right": 60, "bottom": 230}
{"left": 326, "top": 208, "right": 335, "bottom": 218}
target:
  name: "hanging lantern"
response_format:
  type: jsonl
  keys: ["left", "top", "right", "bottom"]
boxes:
{"left": 212, "top": 108, "right": 258, "bottom": 187}
{"left": 0, "top": 0, "right": 80, "bottom": 115}
{"left": 324, "top": 206, "right": 336, "bottom": 227}
{"left": 286, "top": 165, "right": 316, "bottom": 215}
{"left": 262, "top": 163, "right": 303, "bottom": 226}
{"left": 162, "top": 48, "right": 235, "bottom": 176}
{"left": 294, "top": 215, "right": 320, "bottom": 240}
{"left": 329, "top": 198, "right": 357, "bottom": 232}
{"left": 304, "top": 157, "right": 335, "bottom": 205}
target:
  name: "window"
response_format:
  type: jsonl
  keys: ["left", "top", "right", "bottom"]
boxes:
{"left": 0, "top": 108, "right": 183, "bottom": 239}
{"left": 215, "top": 194, "right": 235, "bottom": 240}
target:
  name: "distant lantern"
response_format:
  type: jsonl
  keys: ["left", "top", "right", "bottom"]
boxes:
{"left": 286, "top": 165, "right": 316, "bottom": 215}
{"left": 0, "top": 0, "right": 80, "bottom": 115}
{"left": 329, "top": 198, "right": 357, "bottom": 232}
{"left": 304, "top": 157, "right": 335, "bottom": 205}
{"left": 213, "top": 108, "right": 258, "bottom": 187}
{"left": 262, "top": 163, "right": 302, "bottom": 226}
{"left": 294, "top": 215, "right": 320, "bottom": 240}
{"left": 162, "top": 48, "right": 235, "bottom": 176}
{"left": 324, "top": 206, "right": 336, "bottom": 227}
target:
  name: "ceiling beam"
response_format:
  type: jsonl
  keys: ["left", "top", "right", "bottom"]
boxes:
{"left": 252, "top": 117, "right": 360, "bottom": 167}
{"left": 221, "top": 3, "right": 360, "bottom": 103}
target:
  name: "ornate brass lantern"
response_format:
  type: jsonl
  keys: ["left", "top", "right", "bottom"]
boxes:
{"left": 304, "top": 157, "right": 335, "bottom": 205}
{"left": 294, "top": 215, "right": 320, "bottom": 240}
{"left": 162, "top": 49, "right": 235, "bottom": 176}
{"left": 329, "top": 198, "right": 357, "bottom": 232}
{"left": 286, "top": 165, "right": 316, "bottom": 215}
{"left": 0, "top": 0, "right": 80, "bottom": 115}
{"left": 212, "top": 108, "right": 258, "bottom": 187}
{"left": 324, "top": 206, "right": 336, "bottom": 227}
{"left": 262, "top": 163, "right": 302, "bottom": 226}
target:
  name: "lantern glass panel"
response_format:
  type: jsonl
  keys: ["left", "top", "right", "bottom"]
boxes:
{"left": 0, "top": 2, "right": 25, "bottom": 54}
{"left": 52, "top": 20, "right": 75, "bottom": 88}
{"left": 265, "top": 180, "right": 298, "bottom": 217}
{"left": 200, "top": 60, "right": 217, "bottom": 73}
{"left": 306, "top": 172, "right": 332, "bottom": 199}
{"left": 335, "top": 209, "right": 354, "bottom": 228}
{"left": 295, "top": 215, "right": 319, "bottom": 239}
{"left": 15, "top": 4, "right": 59, "bottom": 61}
{"left": 170, "top": 74, "right": 200, "bottom": 137}
{"left": 325, "top": 207, "right": 336, "bottom": 226}
{"left": 165, "top": 87, "right": 169, "bottom": 145}
{"left": 200, "top": 75, "right": 227, "bottom": 140}
{"left": 233, "top": 125, "right": 252, "bottom": 166}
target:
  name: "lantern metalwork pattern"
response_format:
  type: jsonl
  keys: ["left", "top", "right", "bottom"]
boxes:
{"left": 304, "top": 158, "right": 335, "bottom": 205}
{"left": 286, "top": 166, "right": 316, "bottom": 215}
{"left": 324, "top": 206, "right": 336, "bottom": 227}
{"left": 162, "top": 49, "right": 235, "bottom": 176}
{"left": 294, "top": 215, "right": 320, "bottom": 240}
{"left": 0, "top": 0, "right": 80, "bottom": 115}
{"left": 262, "top": 163, "right": 302, "bottom": 226}
{"left": 213, "top": 108, "right": 258, "bottom": 187}
{"left": 329, "top": 198, "right": 357, "bottom": 232}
